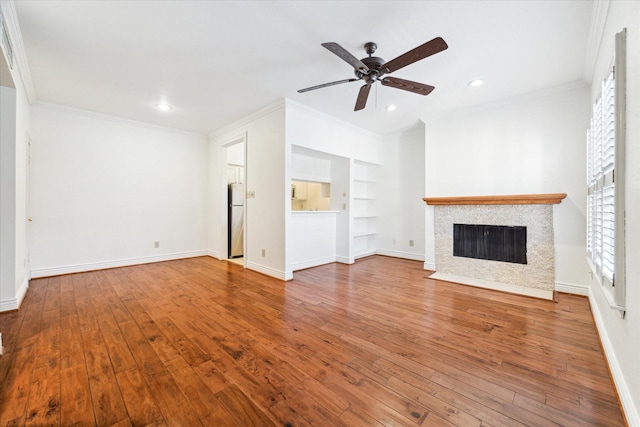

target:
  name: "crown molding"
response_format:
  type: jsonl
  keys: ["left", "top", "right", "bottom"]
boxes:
{"left": 208, "top": 98, "right": 386, "bottom": 143}
{"left": 32, "top": 101, "right": 207, "bottom": 139}
{"left": 383, "top": 122, "right": 424, "bottom": 140}
{"left": 583, "top": 0, "right": 611, "bottom": 84}
{"left": 423, "top": 79, "right": 589, "bottom": 123}
{"left": 284, "top": 98, "right": 382, "bottom": 141}
{"left": 208, "top": 99, "right": 286, "bottom": 140}
{"left": 0, "top": 0, "right": 36, "bottom": 102}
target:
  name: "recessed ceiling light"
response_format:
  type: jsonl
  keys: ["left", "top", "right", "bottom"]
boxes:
{"left": 155, "top": 103, "right": 173, "bottom": 111}
{"left": 468, "top": 79, "right": 483, "bottom": 87}
{"left": 386, "top": 105, "right": 397, "bottom": 111}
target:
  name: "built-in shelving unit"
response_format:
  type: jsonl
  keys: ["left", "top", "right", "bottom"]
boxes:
{"left": 352, "top": 160, "right": 378, "bottom": 259}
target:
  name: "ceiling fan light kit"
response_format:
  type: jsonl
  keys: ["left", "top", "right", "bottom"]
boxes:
{"left": 298, "top": 37, "right": 448, "bottom": 111}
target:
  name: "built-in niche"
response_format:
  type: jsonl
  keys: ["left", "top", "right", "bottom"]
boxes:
{"left": 291, "top": 146, "right": 335, "bottom": 211}
{"left": 291, "top": 180, "right": 331, "bottom": 211}
{"left": 289, "top": 145, "right": 351, "bottom": 271}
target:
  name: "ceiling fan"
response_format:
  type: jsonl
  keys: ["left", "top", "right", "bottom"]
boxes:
{"left": 298, "top": 37, "right": 448, "bottom": 111}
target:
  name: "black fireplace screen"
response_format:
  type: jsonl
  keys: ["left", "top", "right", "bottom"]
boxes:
{"left": 453, "top": 224, "right": 527, "bottom": 264}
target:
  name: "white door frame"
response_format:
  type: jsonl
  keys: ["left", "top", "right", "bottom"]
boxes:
{"left": 219, "top": 133, "right": 247, "bottom": 266}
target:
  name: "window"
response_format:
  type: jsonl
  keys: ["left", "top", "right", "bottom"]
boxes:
{"left": 586, "top": 29, "right": 626, "bottom": 314}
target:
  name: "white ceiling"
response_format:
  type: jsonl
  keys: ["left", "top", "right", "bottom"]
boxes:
{"left": 13, "top": 1, "right": 594, "bottom": 135}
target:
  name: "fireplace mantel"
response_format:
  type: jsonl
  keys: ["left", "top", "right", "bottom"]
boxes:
{"left": 423, "top": 193, "right": 566, "bottom": 206}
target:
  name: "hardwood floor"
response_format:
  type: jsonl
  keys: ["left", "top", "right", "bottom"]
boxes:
{"left": 0, "top": 255, "right": 625, "bottom": 426}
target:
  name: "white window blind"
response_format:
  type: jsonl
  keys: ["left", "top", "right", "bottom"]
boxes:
{"left": 586, "top": 28, "right": 626, "bottom": 314}
{"left": 587, "top": 71, "right": 614, "bottom": 283}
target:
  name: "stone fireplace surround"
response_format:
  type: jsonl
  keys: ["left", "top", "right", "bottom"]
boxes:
{"left": 423, "top": 194, "right": 567, "bottom": 300}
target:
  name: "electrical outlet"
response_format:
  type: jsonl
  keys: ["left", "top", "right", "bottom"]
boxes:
{"left": 392, "top": 239, "right": 396, "bottom": 244}
{"left": 154, "top": 241, "right": 160, "bottom": 248}
{"left": 409, "top": 240, "right": 414, "bottom": 247}
{"left": 342, "top": 203, "right": 346, "bottom": 210}
{"left": 261, "top": 248, "right": 266, "bottom": 257}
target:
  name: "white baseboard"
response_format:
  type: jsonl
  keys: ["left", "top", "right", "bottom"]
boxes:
{"left": 588, "top": 287, "right": 639, "bottom": 426}
{"left": 555, "top": 281, "right": 589, "bottom": 296}
{"left": 354, "top": 250, "right": 376, "bottom": 260}
{"left": 423, "top": 261, "right": 436, "bottom": 271}
{"left": 429, "top": 272, "right": 554, "bottom": 300}
{"left": 245, "top": 261, "right": 290, "bottom": 281}
{"left": 336, "top": 255, "right": 354, "bottom": 265}
{"left": 291, "top": 256, "right": 337, "bottom": 272}
{"left": 376, "top": 249, "right": 425, "bottom": 262}
{"left": 0, "top": 277, "right": 30, "bottom": 312}
{"left": 205, "top": 249, "right": 220, "bottom": 259}
{"left": 16, "top": 277, "right": 28, "bottom": 307}
{"left": 30, "top": 250, "right": 209, "bottom": 278}
{"left": 0, "top": 298, "right": 18, "bottom": 312}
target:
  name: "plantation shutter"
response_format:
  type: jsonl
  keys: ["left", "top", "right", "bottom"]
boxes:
{"left": 601, "top": 70, "right": 615, "bottom": 284}
{"left": 586, "top": 28, "right": 626, "bottom": 315}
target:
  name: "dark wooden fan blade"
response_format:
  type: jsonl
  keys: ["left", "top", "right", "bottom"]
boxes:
{"left": 381, "top": 77, "right": 435, "bottom": 95}
{"left": 380, "top": 37, "right": 448, "bottom": 75}
{"left": 322, "top": 42, "right": 370, "bottom": 72}
{"left": 354, "top": 84, "right": 372, "bottom": 111}
{"left": 298, "top": 78, "right": 359, "bottom": 93}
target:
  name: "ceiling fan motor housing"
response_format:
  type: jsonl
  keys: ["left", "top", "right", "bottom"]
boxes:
{"left": 356, "top": 56, "right": 385, "bottom": 83}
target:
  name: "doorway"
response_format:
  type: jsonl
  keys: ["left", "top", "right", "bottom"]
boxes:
{"left": 221, "top": 136, "right": 246, "bottom": 267}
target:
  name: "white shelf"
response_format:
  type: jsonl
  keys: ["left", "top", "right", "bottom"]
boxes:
{"left": 352, "top": 160, "right": 378, "bottom": 259}
{"left": 354, "top": 231, "right": 377, "bottom": 238}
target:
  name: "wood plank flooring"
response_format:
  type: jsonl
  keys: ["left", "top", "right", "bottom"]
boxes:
{"left": 0, "top": 255, "right": 625, "bottom": 426}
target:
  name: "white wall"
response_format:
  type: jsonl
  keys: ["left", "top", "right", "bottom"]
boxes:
{"left": 331, "top": 156, "right": 351, "bottom": 263}
{"left": 290, "top": 212, "right": 337, "bottom": 270}
{"left": 29, "top": 104, "right": 209, "bottom": 276}
{"left": 377, "top": 128, "right": 426, "bottom": 261}
{"left": 0, "top": 33, "right": 31, "bottom": 312}
{"left": 14, "top": 65, "right": 30, "bottom": 306}
{"left": 209, "top": 103, "right": 287, "bottom": 279}
{"left": 285, "top": 100, "right": 381, "bottom": 164}
{"left": 291, "top": 150, "right": 331, "bottom": 182}
{"left": 0, "top": 85, "right": 18, "bottom": 311}
{"left": 586, "top": 1, "right": 640, "bottom": 423}
{"left": 423, "top": 85, "right": 590, "bottom": 289}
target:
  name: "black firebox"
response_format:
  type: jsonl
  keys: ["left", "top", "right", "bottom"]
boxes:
{"left": 453, "top": 224, "right": 527, "bottom": 265}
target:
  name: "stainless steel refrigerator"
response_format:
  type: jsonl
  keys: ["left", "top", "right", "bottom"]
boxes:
{"left": 228, "top": 183, "right": 244, "bottom": 258}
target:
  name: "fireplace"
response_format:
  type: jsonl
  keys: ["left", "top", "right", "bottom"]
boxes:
{"left": 453, "top": 224, "right": 527, "bottom": 264}
{"left": 423, "top": 194, "right": 566, "bottom": 300}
